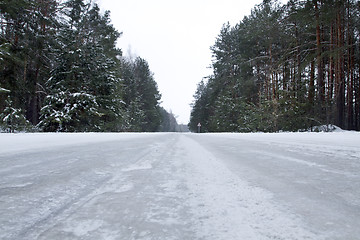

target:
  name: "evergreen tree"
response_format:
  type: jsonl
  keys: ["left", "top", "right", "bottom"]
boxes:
{"left": 121, "top": 57, "right": 162, "bottom": 132}
{"left": 158, "top": 108, "right": 179, "bottom": 132}
{"left": 1, "top": 0, "right": 165, "bottom": 132}
{"left": 189, "top": 79, "right": 212, "bottom": 132}
{"left": 0, "top": 0, "right": 58, "bottom": 125}
{"left": 190, "top": 0, "right": 360, "bottom": 132}
{"left": 0, "top": 97, "right": 31, "bottom": 132}
{"left": 38, "top": 1, "right": 123, "bottom": 132}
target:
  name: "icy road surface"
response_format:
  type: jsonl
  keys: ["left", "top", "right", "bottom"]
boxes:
{"left": 0, "top": 132, "right": 359, "bottom": 240}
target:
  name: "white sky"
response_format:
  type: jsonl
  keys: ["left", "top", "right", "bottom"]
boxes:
{"left": 98, "top": 0, "right": 265, "bottom": 124}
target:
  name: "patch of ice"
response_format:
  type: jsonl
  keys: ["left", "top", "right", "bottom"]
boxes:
{"left": 121, "top": 161, "right": 152, "bottom": 172}
{"left": 1, "top": 182, "right": 33, "bottom": 189}
{"left": 65, "top": 219, "right": 104, "bottom": 237}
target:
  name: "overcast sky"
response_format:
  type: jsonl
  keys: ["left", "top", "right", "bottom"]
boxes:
{"left": 98, "top": 0, "right": 265, "bottom": 124}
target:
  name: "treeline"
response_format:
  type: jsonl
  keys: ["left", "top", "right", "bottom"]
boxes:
{"left": 190, "top": 0, "right": 360, "bottom": 132}
{"left": 0, "top": 0, "right": 177, "bottom": 132}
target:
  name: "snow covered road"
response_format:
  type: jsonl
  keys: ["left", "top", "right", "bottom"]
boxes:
{"left": 0, "top": 132, "right": 359, "bottom": 239}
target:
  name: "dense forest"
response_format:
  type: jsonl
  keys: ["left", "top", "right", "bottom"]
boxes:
{"left": 190, "top": 0, "right": 360, "bottom": 132}
{"left": 0, "top": 0, "right": 179, "bottom": 132}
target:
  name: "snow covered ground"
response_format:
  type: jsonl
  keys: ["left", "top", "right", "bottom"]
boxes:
{"left": 0, "top": 132, "right": 359, "bottom": 239}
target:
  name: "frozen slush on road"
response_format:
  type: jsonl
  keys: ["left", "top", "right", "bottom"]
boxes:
{"left": 0, "top": 132, "right": 359, "bottom": 239}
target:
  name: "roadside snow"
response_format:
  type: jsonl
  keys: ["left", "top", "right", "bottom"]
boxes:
{"left": 0, "top": 132, "right": 158, "bottom": 155}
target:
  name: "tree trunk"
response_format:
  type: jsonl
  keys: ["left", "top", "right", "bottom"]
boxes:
{"left": 309, "top": 60, "right": 315, "bottom": 105}
{"left": 328, "top": 24, "right": 335, "bottom": 102}
{"left": 314, "top": 0, "right": 325, "bottom": 105}
{"left": 335, "top": 9, "right": 345, "bottom": 128}
{"left": 356, "top": 42, "right": 360, "bottom": 130}
{"left": 346, "top": 12, "right": 354, "bottom": 130}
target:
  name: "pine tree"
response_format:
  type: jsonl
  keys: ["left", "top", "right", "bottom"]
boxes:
{"left": 38, "top": 1, "right": 124, "bottom": 132}
{"left": 1, "top": 0, "right": 165, "bottom": 132}
{"left": 0, "top": 97, "right": 31, "bottom": 132}
{"left": 189, "top": 80, "right": 212, "bottom": 132}
{"left": 0, "top": 0, "right": 59, "bottom": 125}
{"left": 190, "top": 0, "right": 360, "bottom": 132}
{"left": 121, "top": 57, "right": 162, "bottom": 132}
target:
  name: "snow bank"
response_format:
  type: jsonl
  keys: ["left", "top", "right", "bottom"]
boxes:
{"left": 205, "top": 131, "right": 360, "bottom": 148}
{"left": 0, "top": 132, "right": 164, "bottom": 155}
{"left": 305, "top": 124, "right": 345, "bottom": 132}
